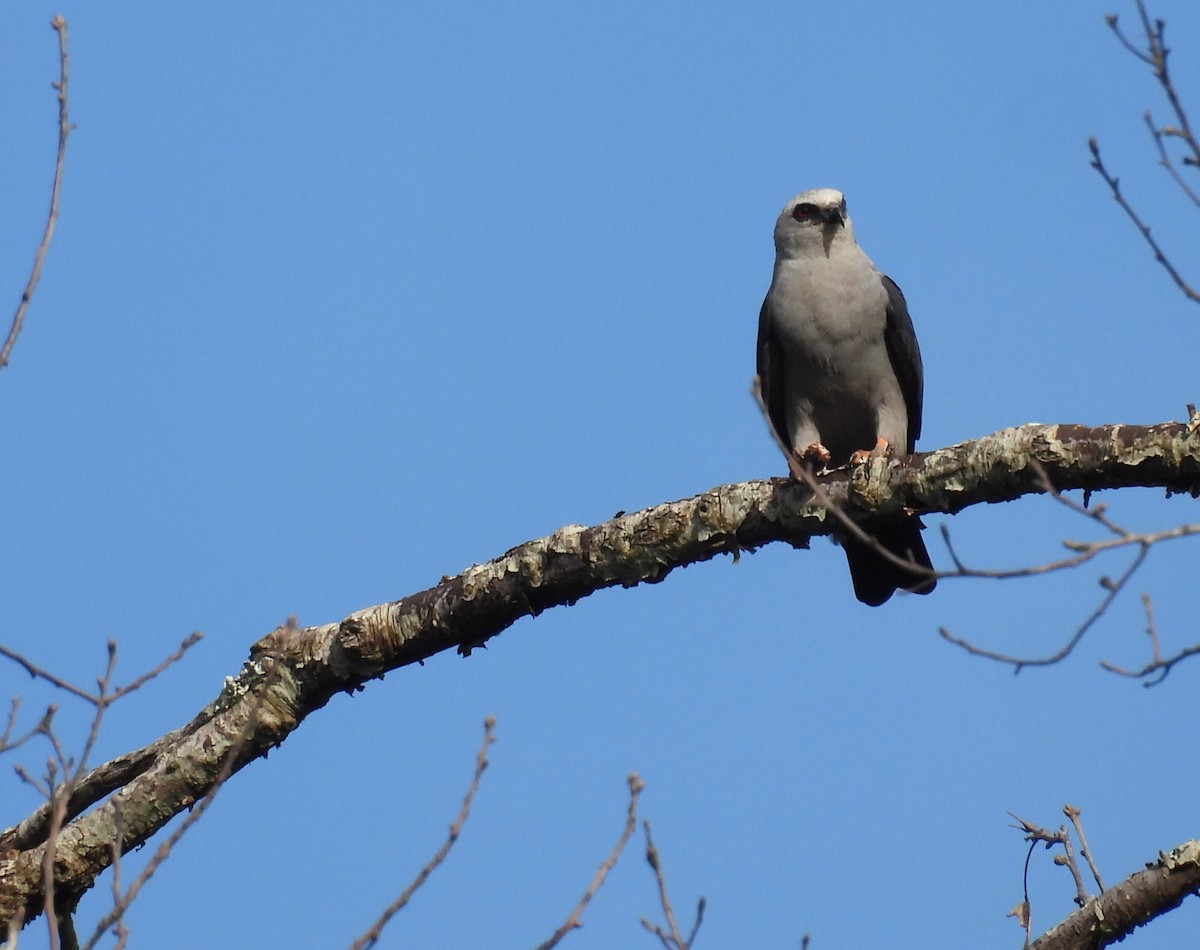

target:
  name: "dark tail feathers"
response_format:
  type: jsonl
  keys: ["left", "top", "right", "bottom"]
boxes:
{"left": 842, "top": 518, "right": 936, "bottom": 607}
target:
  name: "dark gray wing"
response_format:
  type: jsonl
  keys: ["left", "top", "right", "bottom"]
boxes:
{"left": 756, "top": 295, "right": 790, "bottom": 449}
{"left": 881, "top": 275, "right": 924, "bottom": 451}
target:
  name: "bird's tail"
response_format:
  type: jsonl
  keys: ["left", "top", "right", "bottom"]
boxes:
{"left": 842, "top": 518, "right": 936, "bottom": 607}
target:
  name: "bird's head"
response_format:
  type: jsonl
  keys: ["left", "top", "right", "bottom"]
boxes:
{"left": 774, "top": 188, "right": 856, "bottom": 257}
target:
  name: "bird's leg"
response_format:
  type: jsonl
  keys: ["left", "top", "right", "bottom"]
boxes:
{"left": 794, "top": 442, "right": 832, "bottom": 472}
{"left": 850, "top": 437, "right": 891, "bottom": 465}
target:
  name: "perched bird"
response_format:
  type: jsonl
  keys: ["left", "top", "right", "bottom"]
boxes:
{"left": 756, "top": 188, "right": 935, "bottom": 605}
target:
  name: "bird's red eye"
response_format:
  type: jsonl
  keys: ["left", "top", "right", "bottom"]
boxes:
{"left": 792, "top": 204, "right": 815, "bottom": 222}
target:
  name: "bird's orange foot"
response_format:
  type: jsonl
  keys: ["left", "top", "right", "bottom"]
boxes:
{"left": 794, "top": 442, "right": 832, "bottom": 469}
{"left": 850, "top": 437, "right": 892, "bottom": 465}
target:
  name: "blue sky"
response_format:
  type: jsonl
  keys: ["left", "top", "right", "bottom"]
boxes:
{"left": 2, "top": 2, "right": 1199, "bottom": 947}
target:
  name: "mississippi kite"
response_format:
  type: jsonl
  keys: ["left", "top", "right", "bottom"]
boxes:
{"left": 756, "top": 188, "right": 936, "bottom": 605}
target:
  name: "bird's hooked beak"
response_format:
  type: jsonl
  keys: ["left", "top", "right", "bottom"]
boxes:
{"left": 822, "top": 203, "right": 845, "bottom": 227}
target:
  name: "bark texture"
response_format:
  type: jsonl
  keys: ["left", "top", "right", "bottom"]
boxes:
{"left": 3, "top": 420, "right": 1199, "bottom": 932}
{"left": 1030, "top": 840, "right": 1200, "bottom": 950}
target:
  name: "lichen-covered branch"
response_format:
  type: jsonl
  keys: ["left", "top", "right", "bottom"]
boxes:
{"left": 3, "top": 420, "right": 1200, "bottom": 927}
{"left": 1030, "top": 840, "right": 1200, "bottom": 950}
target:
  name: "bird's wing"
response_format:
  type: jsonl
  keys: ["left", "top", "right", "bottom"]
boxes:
{"left": 881, "top": 274, "right": 924, "bottom": 450}
{"left": 756, "top": 294, "right": 790, "bottom": 448}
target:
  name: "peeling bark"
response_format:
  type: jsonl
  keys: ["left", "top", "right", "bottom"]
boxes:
{"left": 3, "top": 420, "right": 1199, "bottom": 930}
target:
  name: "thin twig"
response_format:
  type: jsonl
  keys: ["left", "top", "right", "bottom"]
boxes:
{"left": 1011, "top": 840, "right": 1035, "bottom": 947}
{"left": 0, "top": 700, "right": 57, "bottom": 755}
{"left": 1088, "top": 138, "right": 1200, "bottom": 303}
{"left": 794, "top": 464, "right": 939, "bottom": 583}
{"left": 348, "top": 716, "right": 497, "bottom": 950}
{"left": 1064, "top": 805, "right": 1105, "bottom": 892}
{"left": 109, "top": 633, "right": 203, "bottom": 701}
{"left": 940, "top": 542, "right": 1150, "bottom": 671}
{"left": 103, "top": 810, "right": 129, "bottom": 950}
{"left": 0, "top": 635, "right": 202, "bottom": 708}
{"left": 1109, "top": 4, "right": 1200, "bottom": 165}
{"left": 1105, "top": 11, "right": 1153, "bottom": 63}
{"left": 1, "top": 15, "right": 72, "bottom": 371}
{"left": 534, "top": 772, "right": 645, "bottom": 950}
{"left": 937, "top": 459, "right": 1200, "bottom": 673}
{"left": 1011, "top": 812, "right": 1093, "bottom": 919}
{"left": 639, "top": 822, "right": 703, "bottom": 950}
{"left": 1055, "top": 830, "right": 1089, "bottom": 906}
{"left": 1104, "top": 642, "right": 1200, "bottom": 684}
{"left": 684, "top": 898, "right": 706, "bottom": 949}
{"left": 1100, "top": 592, "right": 1200, "bottom": 684}
{"left": 1094, "top": 3, "right": 1200, "bottom": 305}
{"left": 642, "top": 821, "right": 684, "bottom": 947}
{"left": 1145, "top": 111, "right": 1200, "bottom": 207}
{"left": 0, "top": 646, "right": 98, "bottom": 704}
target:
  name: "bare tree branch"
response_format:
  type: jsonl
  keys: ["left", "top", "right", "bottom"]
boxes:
{"left": 1064, "top": 806, "right": 1105, "bottom": 894}
{"left": 535, "top": 773, "right": 644, "bottom": 950}
{"left": 0, "top": 635, "right": 202, "bottom": 708}
{"left": 348, "top": 716, "right": 496, "bottom": 950}
{"left": 1092, "top": 2, "right": 1200, "bottom": 304}
{"left": 1089, "top": 138, "right": 1200, "bottom": 303}
{"left": 1099, "top": 592, "right": 1200, "bottom": 684}
{"left": 1029, "top": 840, "right": 1200, "bottom": 950}
{"left": 639, "top": 821, "right": 703, "bottom": 950}
{"left": 3, "top": 420, "right": 1200, "bottom": 927}
{"left": 938, "top": 540, "right": 1149, "bottom": 670}
{"left": 79, "top": 674, "right": 277, "bottom": 950}
{"left": 1, "top": 15, "right": 72, "bottom": 372}
{"left": 1012, "top": 814, "right": 1090, "bottom": 907}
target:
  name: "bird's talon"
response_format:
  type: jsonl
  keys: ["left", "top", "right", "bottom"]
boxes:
{"left": 794, "top": 443, "right": 832, "bottom": 469}
{"left": 852, "top": 437, "right": 892, "bottom": 465}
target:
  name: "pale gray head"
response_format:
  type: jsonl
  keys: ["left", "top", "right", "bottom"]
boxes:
{"left": 773, "top": 187, "right": 857, "bottom": 257}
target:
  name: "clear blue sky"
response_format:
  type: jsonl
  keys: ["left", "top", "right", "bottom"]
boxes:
{"left": 3, "top": 2, "right": 1199, "bottom": 947}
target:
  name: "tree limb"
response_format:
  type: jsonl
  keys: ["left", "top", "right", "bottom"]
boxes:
{"left": 3, "top": 420, "right": 1200, "bottom": 927}
{"left": 1030, "top": 840, "right": 1200, "bottom": 950}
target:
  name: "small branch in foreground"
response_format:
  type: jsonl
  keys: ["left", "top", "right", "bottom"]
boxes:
{"left": 534, "top": 772, "right": 645, "bottom": 950}
{"left": 1, "top": 14, "right": 72, "bottom": 372}
{"left": 752, "top": 376, "right": 939, "bottom": 587}
{"left": 348, "top": 716, "right": 496, "bottom": 950}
